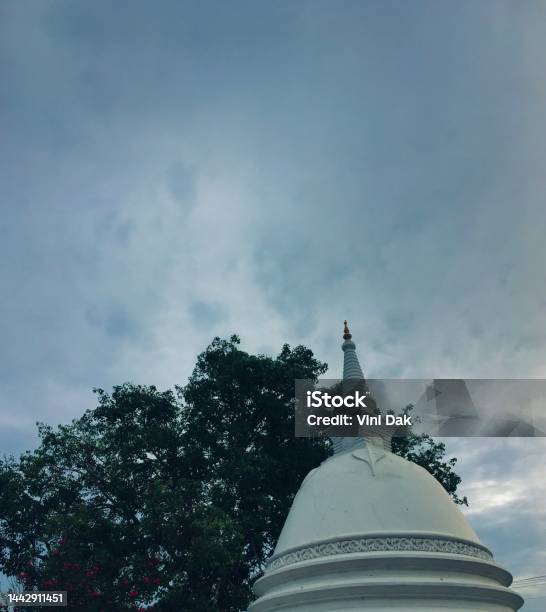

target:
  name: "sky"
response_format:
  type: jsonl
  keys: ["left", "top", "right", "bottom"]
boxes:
{"left": 1, "top": 1, "right": 546, "bottom": 607}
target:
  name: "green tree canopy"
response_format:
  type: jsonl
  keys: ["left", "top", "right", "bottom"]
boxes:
{"left": 0, "top": 336, "right": 467, "bottom": 611}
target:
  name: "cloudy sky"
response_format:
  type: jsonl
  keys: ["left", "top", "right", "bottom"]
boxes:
{"left": 1, "top": 1, "right": 546, "bottom": 607}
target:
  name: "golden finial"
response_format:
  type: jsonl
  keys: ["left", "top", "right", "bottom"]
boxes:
{"left": 343, "top": 320, "right": 352, "bottom": 341}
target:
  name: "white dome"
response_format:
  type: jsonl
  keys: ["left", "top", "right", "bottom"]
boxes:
{"left": 273, "top": 441, "right": 480, "bottom": 558}
{"left": 250, "top": 442, "right": 523, "bottom": 612}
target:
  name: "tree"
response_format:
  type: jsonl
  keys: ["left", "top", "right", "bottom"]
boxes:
{"left": 0, "top": 336, "right": 467, "bottom": 611}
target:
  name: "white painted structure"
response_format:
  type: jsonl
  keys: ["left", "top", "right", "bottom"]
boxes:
{"left": 249, "top": 323, "right": 523, "bottom": 611}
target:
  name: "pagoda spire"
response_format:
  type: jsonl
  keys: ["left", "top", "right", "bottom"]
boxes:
{"left": 331, "top": 321, "right": 366, "bottom": 455}
{"left": 342, "top": 320, "right": 364, "bottom": 379}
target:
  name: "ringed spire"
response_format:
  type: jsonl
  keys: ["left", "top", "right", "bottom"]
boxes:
{"left": 342, "top": 320, "right": 364, "bottom": 380}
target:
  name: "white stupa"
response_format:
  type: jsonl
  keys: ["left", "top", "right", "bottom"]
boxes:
{"left": 249, "top": 323, "right": 523, "bottom": 611}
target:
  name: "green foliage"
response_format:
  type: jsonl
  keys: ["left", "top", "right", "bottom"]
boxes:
{"left": 0, "top": 336, "right": 467, "bottom": 611}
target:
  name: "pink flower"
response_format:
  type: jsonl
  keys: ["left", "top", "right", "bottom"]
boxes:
{"left": 143, "top": 576, "right": 151, "bottom": 584}
{"left": 129, "top": 589, "right": 139, "bottom": 597}
{"left": 59, "top": 537, "right": 68, "bottom": 546}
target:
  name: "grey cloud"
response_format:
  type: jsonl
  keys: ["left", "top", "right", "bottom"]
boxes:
{"left": 188, "top": 299, "right": 227, "bottom": 329}
{"left": 446, "top": 438, "right": 546, "bottom": 598}
{"left": 166, "top": 161, "right": 196, "bottom": 206}
{"left": 85, "top": 305, "right": 137, "bottom": 339}
{"left": 0, "top": 428, "right": 39, "bottom": 460}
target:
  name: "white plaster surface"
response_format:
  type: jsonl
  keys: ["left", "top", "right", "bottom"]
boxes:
{"left": 249, "top": 446, "right": 524, "bottom": 612}
{"left": 274, "top": 444, "right": 480, "bottom": 556}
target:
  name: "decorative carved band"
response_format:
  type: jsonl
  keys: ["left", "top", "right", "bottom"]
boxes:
{"left": 267, "top": 536, "right": 492, "bottom": 571}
